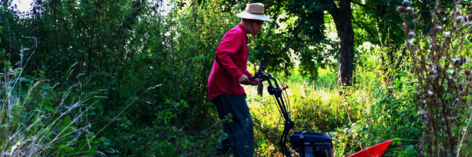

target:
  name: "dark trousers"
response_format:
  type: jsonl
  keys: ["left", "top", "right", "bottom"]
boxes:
{"left": 213, "top": 94, "right": 254, "bottom": 157}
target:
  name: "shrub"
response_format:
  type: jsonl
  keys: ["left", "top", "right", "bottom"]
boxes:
{"left": 399, "top": 0, "right": 472, "bottom": 156}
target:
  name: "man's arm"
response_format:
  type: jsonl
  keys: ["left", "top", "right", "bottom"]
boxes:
{"left": 214, "top": 32, "right": 245, "bottom": 82}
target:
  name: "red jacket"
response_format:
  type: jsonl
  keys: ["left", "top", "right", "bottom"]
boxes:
{"left": 208, "top": 24, "right": 253, "bottom": 101}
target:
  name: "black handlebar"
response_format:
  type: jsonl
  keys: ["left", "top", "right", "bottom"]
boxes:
{"left": 250, "top": 71, "right": 293, "bottom": 157}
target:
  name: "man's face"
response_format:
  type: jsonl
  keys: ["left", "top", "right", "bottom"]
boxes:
{"left": 250, "top": 20, "right": 264, "bottom": 35}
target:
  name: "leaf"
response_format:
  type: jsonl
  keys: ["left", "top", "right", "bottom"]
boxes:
{"left": 46, "top": 105, "right": 54, "bottom": 112}
{"left": 393, "top": 137, "right": 402, "bottom": 145}
{"left": 42, "top": 83, "right": 50, "bottom": 89}
{"left": 405, "top": 145, "right": 417, "bottom": 154}
{"left": 63, "top": 115, "right": 71, "bottom": 126}
{"left": 395, "top": 81, "right": 402, "bottom": 88}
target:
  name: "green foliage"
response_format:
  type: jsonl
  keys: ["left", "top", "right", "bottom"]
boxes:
{"left": 1, "top": 0, "right": 223, "bottom": 155}
{"left": 219, "top": 0, "right": 339, "bottom": 79}
{"left": 2, "top": 0, "right": 471, "bottom": 156}
{"left": 354, "top": 0, "right": 405, "bottom": 49}
{"left": 245, "top": 41, "right": 422, "bottom": 156}
{"left": 0, "top": 62, "right": 105, "bottom": 156}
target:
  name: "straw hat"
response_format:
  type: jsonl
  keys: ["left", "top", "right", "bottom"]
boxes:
{"left": 236, "top": 3, "right": 271, "bottom": 21}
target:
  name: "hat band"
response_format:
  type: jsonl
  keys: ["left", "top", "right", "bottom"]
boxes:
{"left": 244, "top": 11, "right": 264, "bottom": 15}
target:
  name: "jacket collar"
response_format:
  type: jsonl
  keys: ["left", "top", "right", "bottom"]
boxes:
{"left": 238, "top": 23, "right": 249, "bottom": 41}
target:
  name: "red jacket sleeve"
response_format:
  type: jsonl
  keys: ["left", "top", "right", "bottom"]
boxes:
{"left": 215, "top": 32, "right": 245, "bottom": 81}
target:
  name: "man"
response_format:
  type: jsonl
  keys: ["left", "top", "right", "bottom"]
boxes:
{"left": 207, "top": 3, "right": 271, "bottom": 157}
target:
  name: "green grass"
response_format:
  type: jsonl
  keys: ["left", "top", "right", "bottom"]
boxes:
{"left": 0, "top": 62, "right": 105, "bottom": 156}
{"left": 2, "top": 51, "right": 423, "bottom": 156}
{"left": 245, "top": 63, "right": 422, "bottom": 156}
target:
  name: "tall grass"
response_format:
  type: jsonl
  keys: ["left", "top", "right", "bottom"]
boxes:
{"left": 0, "top": 56, "right": 167, "bottom": 156}
{"left": 0, "top": 40, "right": 105, "bottom": 156}
{"left": 245, "top": 45, "right": 422, "bottom": 156}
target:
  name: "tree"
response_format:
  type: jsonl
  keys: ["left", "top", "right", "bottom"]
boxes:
{"left": 320, "top": 0, "right": 355, "bottom": 86}
{"left": 227, "top": 0, "right": 406, "bottom": 88}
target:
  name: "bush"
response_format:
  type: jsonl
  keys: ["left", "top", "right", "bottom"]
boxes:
{"left": 399, "top": 1, "right": 472, "bottom": 155}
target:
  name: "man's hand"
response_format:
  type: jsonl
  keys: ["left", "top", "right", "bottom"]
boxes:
{"left": 250, "top": 79, "right": 260, "bottom": 86}
{"left": 238, "top": 74, "right": 250, "bottom": 84}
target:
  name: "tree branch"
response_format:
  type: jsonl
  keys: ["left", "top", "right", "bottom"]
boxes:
{"left": 319, "top": 0, "right": 339, "bottom": 18}
{"left": 351, "top": 1, "right": 375, "bottom": 10}
{"left": 351, "top": 15, "right": 376, "bottom": 39}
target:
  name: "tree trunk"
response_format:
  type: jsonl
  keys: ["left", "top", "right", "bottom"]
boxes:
{"left": 326, "top": 0, "right": 355, "bottom": 87}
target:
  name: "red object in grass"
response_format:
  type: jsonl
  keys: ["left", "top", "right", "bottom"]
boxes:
{"left": 348, "top": 140, "right": 393, "bottom": 157}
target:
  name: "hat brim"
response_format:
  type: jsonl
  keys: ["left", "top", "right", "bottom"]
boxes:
{"left": 237, "top": 12, "right": 271, "bottom": 21}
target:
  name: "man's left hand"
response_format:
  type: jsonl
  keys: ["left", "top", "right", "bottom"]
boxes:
{"left": 250, "top": 79, "right": 260, "bottom": 86}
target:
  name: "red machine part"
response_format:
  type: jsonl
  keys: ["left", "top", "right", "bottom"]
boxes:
{"left": 348, "top": 140, "right": 393, "bottom": 157}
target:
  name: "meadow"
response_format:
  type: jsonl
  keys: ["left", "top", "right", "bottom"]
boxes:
{"left": 244, "top": 49, "right": 423, "bottom": 156}
{"left": 0, "top": 48, "right": 424, "bottom": 156}
{"left": 2, "top": 0, "right": 472, "bottom": 156}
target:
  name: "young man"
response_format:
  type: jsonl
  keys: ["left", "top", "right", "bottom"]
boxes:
{"left": 207, "top": 3, "right": 270, "bottom": 157}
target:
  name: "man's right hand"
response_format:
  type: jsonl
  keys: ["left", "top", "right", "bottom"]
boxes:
{"left": 238, "top": 74, "right": 250, "bottom": 84}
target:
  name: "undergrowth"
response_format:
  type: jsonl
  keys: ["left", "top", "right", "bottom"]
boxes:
{"left": 0, "top": 43, "right": 424, "bottom": 156}
{"left": 245, "top": 46, "right": 422, "bottom": 156}
{"left": 0, "top": 59, "right": 104, "bottom": 156}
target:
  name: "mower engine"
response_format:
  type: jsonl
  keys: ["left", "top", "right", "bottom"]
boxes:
{"left": 290, "top": 131, "right": 334, "bottom": 157}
